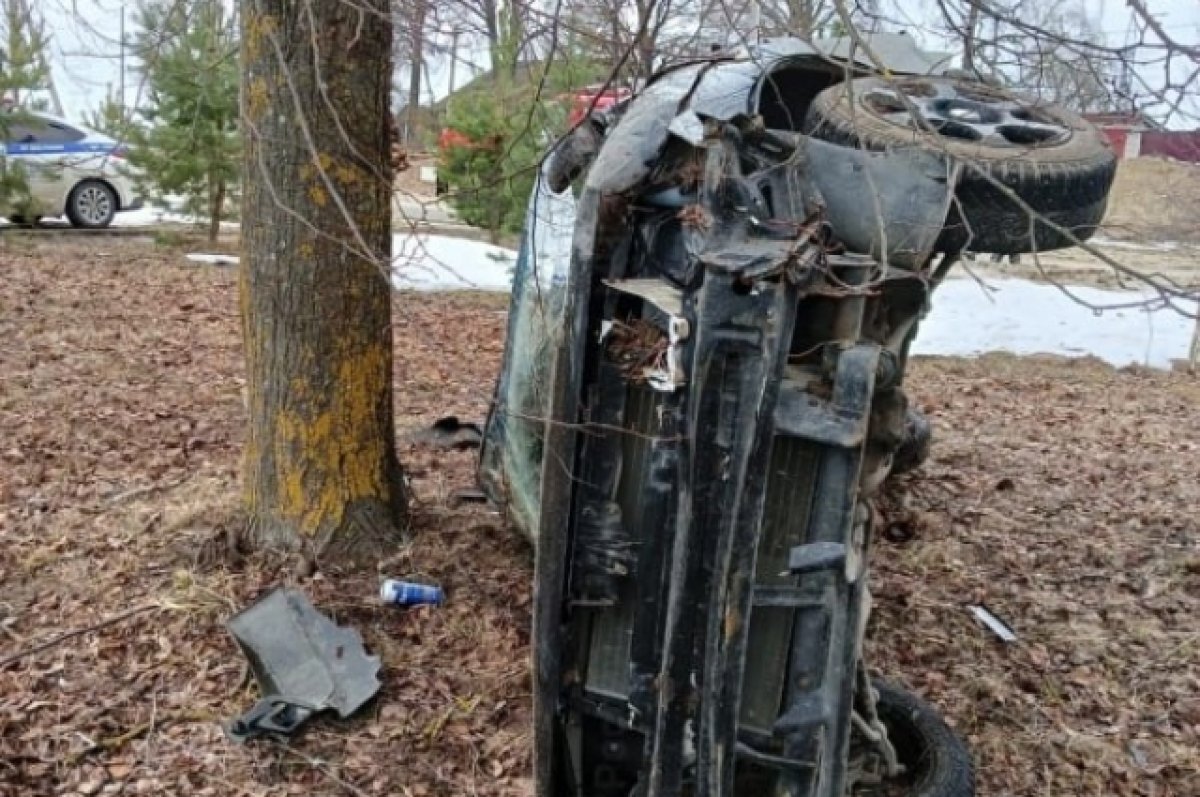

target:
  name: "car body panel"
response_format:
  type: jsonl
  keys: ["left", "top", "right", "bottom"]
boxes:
{"left": 0, "top": 111, "right": 142, "bottom": 222}
{"left": 481, "top": 35, "right": 959, "bottom": 544}
{"left": 480, "top": 33, "right": 1024, "bottom": 797}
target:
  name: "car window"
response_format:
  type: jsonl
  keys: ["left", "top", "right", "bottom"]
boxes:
{"left": 478, "top": 164, "right": 577, "bottom": 540}
{"left": 42, "top": 121, "right": 86, "bottom": 143}
{"left": 4, "top": 118, "right": 86, "bottom": 144}
{"left": 4, "top": 122, "right": 38, "bottom": 144}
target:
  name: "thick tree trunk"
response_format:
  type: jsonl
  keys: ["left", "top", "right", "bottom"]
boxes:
{"left": 240, "top": 0, "right": 405, "bottom": 565}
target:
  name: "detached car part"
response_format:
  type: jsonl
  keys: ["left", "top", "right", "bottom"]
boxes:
{"left": 225, "top": 588, "right": 381, "bottom": 742}
{"left": 480, "top": 33, "right": 1114, "bottom": 797}
{"left": 805, "top": 76, "right": 1117, "bottom": 254}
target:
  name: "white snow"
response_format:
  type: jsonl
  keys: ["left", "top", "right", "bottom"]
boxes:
{"left": 112, "top": 206, "right": 240, "bottom": 231}
{"left": 185, "top": 253, "right": 238, "bottom": 266}
{"left": 391, "top": 233, "right": 517, "bottom": 292}
{"left": 913, "top": 276, "right": 1197, "bottom": 369}
{"left": 1087, "top": 236, "right": 1181, "bottom": 253}
{"left": 111, "top": 207, "right": 172, "bottom": 226}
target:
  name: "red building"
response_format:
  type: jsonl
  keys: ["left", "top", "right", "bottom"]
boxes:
{"left": 1083, "top": 111, "right": 1200, "bottom": 163}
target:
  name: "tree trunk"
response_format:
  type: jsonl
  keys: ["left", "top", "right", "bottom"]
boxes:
{"left": 208, "top": 173, "right": 224, "bottom": 244}
{"left": 962, "top": 2, "right": 981, "bottom": 73}
{"left": 1189, "top": 313, "right": 1200, "bottom": 373}
{"left": 404, "top": 0, "right": 427, "bottom": 146}
{"left": 240, "top": 0, "right": 405, "bottom": 565}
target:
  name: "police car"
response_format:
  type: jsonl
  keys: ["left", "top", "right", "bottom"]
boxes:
{"left": 1, "top": 110, "right": 143, "bottom": 229}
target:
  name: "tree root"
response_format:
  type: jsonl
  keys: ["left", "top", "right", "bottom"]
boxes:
{"left": 193, "top": 519, "right": 251, "bottom": 571}
{"left": 318, "top": 499, "right": 407, "bottom": 571}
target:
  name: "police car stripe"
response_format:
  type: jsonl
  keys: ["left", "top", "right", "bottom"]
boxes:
{"left": 3, "top": 142, "right": 117, "bottom": 156}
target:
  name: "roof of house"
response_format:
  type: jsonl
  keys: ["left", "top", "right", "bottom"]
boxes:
{"left": 1083, "top": 110, "right": 1163, "bottom": 130}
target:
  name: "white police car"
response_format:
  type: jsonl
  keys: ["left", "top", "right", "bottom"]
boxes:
{"left": 1, "top": 110, "right": 143, "bottom": 228}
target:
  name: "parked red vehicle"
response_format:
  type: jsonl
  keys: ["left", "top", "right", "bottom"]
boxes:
{"left": 565, "top": 85, "right": 632, "bottom": 128}
{"left": 437, "top": 85, "right": 632, "bottom": 153}
{"left": 436, "top": 85, "right": 633, "bottom": 196}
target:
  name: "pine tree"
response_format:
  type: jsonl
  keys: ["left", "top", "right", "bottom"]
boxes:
{"left": 0, "top": 0, "right": 50, "bottom": 107}
{"left": 127, "top": 0, "right": 238, "bottom": 242}
{"left": 0, "top": 0, "right": 51, "bottom": 215}
{"left": 84, "top": 91, "right": 132, "bottom": 141}
{"left": 440, "top": 18, "right": 599, "bottom": 240}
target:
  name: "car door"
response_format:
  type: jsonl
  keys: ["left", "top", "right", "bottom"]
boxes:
{"left": 3, "top": 115, "right": 88, "bottom": 217}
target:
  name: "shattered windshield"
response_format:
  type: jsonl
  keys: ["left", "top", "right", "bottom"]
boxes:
{"left": 479, "top": 163, "right": 577, "bottom": 540}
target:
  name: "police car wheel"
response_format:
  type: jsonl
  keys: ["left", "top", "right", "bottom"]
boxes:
{"left": 67, "top": 180, "right": 118, "bottom": 229}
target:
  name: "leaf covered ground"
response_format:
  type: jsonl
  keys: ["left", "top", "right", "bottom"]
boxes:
{"left": 0, "top": 238, "right": 1196, "bottom": 796}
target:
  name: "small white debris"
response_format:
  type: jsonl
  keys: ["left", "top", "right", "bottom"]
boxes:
{"left": 185, "top": 253, "right": 239, "bottom": 267}
{"left": 969, "top": 604, "right": 1017, "bottom": 643}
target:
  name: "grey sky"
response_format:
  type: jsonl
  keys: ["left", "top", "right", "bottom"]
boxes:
{"left": 38, "top": 0, "right": 1200, "bottom": 125}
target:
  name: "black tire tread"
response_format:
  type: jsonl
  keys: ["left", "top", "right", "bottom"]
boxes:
{"left": 66, "top": 180, "right": 118, "bottom": 229}
{"left": 870, "top": 679, "right": 975, "bottom": 797}
{"left": 804, "top": 77, "right": 1117, "bottom": 254}
{"left": 891, "top": 409, "right": 932, "bottom": 476}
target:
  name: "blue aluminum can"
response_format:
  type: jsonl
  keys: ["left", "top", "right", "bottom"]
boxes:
{"left": 380, "top": 579, "right": 444, "bottom": 607}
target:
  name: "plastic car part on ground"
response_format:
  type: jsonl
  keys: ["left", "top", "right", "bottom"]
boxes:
{"left": 225, "top": 588, "right": 381, "bottom": 742}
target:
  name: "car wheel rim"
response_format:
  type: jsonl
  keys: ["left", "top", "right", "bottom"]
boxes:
{"left": 861, "top": 78, "right": 1073, "bottom": 148}
{"left": 76, "top": 186, "right": 113, "bottom": 224}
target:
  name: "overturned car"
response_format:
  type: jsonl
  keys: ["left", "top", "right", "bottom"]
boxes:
{"left": 480, "top": 34, "right": 1116, "bottom": 797}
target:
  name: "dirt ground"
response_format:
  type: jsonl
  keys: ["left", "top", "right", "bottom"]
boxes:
{"left": 394, "top": 152, "right": 440, "bottom": 200}
{"left": 1, "top": 238, "right": 1197, "bottom": 797}
{"left": 1102, "top": 158, "right": 1200, "bottom": 245}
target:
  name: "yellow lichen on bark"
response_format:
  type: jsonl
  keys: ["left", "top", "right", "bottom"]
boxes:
{"left": 240, "top": 0, "right": 402, "bottom": 558}
{"left": 334, "top": 162, "right": 363, "bottom": 187}
{"left": 242, "top": 12, "right": 276, "bottom": 62}
{"left": 271, "top": 341, "right": 391, "bottom": 538}
{"left": 246, "top": 77, "right": 270, "bottom": 121}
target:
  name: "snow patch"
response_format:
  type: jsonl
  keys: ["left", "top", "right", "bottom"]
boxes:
{"left": 391, "top": 233, "right": 517, "bottom": 292}
{"left": 185, "top": 253, "right": 238, "bottom": 266}
{"left": 112, "top": 206, "right": 240, "bottom": 230}
{"left": 914, "top": 276, "right": 1197, "bottom": 369}
{"left": 1088, "top": 236, "right": 1182, "bottom": 253}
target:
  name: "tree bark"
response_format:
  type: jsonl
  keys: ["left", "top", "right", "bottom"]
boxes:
{"left": 207, "top": 173, "right": 224, "bottom": 244}
{"left": 240, "top": 0, "right": 405, "bottom": 565}
{"left": 961, "top": 1, "right": 981, "bottom": 73}
{"left": 404, "top": 0, "right": 427, "bottom": 145}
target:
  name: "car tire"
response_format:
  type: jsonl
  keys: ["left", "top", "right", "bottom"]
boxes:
{"left": 891, "top": 407, "right": 932, "bottom": 476}
{"left": 66, "top": 180, "right": 118, "bottom": 229}
{"left": 864, "top": 680, "right": 975, "bottom": 797}
{"left": 804, "top": 77, "right": 1117, "bottom": 255}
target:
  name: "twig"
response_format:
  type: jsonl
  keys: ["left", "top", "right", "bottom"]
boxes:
{"left": 0, "top": 603, "right": 159, "bottom": 669}
{"left": 66, "top": 708, "right": 217, "bottom": 765}
{"left": 105, "top": 474, "right": 192, "bottom": 506}
{"left": 275, "top": 743, "right": 374, "bottom": 797}
{"left": 0, "top": 619, "right": 22, "bottom": 643}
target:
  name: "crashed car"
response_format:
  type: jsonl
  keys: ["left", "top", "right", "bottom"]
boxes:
{"left": 480, "top": 34, "right": 1115, "bottom": 797}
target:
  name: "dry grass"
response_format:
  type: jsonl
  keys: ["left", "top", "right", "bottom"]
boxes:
{"left": 873, "top": 354, "right": 1200, "bottom": 796}
{"left": 1103, "top": 157, "right": 1200, "bottom": 244}
{"left": 0, "top": 238, "right": 1196, "bottom": 795}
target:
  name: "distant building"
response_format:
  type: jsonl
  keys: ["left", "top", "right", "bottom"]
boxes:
{"left": 1083, "top": 111, "right": 1200, "bottom": 163}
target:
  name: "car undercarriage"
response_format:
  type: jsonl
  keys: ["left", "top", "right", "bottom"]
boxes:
{"left": 480, "top": 34, "right": 1116, "bottom": 797}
